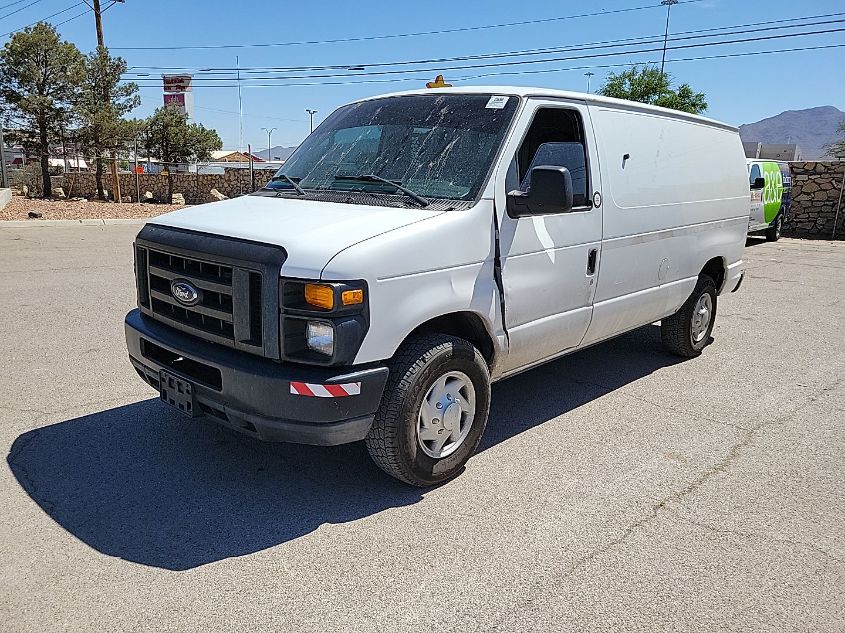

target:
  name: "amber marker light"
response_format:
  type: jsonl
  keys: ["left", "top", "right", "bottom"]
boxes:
{"left": 304, "top": 284, "right": 334, "bottom": 310}
{"left": 341, "top": 289, "right": 364, "bottom": 306}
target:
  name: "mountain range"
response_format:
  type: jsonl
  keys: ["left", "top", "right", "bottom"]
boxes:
{"left": 255, "top": 145, "right": 297, "bottom": 161}
{"left": 739, "top": 105, "right": 844, "bottom": 159}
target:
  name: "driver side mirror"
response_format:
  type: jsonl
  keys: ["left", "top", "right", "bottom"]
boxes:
{"left": 751, "top": 176, "right": 765, "bottom": 190}
{"left": 507, "top": 165, "right": 574, "bottom": 217}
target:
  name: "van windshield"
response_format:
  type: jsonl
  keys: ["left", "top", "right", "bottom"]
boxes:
{"left": 265, "top": 94, "right": 518, "bottom": 203}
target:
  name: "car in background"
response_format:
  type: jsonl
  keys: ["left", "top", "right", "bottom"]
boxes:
{"left": 747, "top": 159, "right": 791, "bottom": 241}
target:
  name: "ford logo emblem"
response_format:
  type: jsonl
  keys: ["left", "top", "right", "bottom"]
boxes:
{"left": 170, "top": 279, "right": 201, "bottom": 306}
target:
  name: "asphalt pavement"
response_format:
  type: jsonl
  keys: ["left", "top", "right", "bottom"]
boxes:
{"left": 1, "top": 224, "right": 843, "bottom": 632}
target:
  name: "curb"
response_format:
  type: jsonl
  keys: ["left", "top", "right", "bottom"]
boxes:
{"left": 0, "top": 218, "right": 149, "bottom": 228}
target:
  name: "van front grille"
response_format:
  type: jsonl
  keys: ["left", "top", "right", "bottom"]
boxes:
{"left": 136, "top": 246, "right": 263, "bottom": 351}
{"left": 133, "top": 225, "right": 287, "bottom": 360}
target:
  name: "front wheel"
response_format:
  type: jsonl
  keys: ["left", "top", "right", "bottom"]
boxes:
{"left": 661, "top": 275, "right": 717, "bottom": 358}
{"left": 365, "top": 334, "right": 491, "bottom": 486}
{"left": 765, "top": 214, "right": 783, "bottom": 242}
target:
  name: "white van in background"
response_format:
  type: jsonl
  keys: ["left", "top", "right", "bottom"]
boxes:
{"left": 747, "top": 159, "right": 792, "bottom": 241}
{"left": 126, "top": 87, "right": 749, "bottom": 486}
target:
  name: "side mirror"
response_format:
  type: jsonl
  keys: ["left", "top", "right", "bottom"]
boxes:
{"left": 507, "top": 165, "right": 574, "bottom": 217}
{"left": 751, "top": 177, "right": 765, "bottom": 190}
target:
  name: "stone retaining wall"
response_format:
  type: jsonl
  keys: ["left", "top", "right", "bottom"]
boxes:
{"left": 787, "top": 161, "right": 845, "bottom": 239}
{"left": 59, "top": 168, "right": 278, "bottom": 204}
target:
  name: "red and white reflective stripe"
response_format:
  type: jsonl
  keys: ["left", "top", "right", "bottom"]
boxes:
{"left": 289, "top": 381, "right": 361, "bottom": 397}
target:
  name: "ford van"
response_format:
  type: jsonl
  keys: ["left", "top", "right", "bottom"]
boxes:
{"left": 126, "top": 87, "right": 749, "bottom": 486}
{"left": 747, "top": 159, "right": 791, "bottom": 241}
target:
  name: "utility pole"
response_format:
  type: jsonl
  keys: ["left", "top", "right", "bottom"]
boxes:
{"left": 584, "top": 72, "right": 595, "bottom": 93}
{"left": 262, "top": 127, "right": 276, "bottom": 160}
{"left": 660, "top": 0, "right": 679, "bottom": 76}
{"left": 306, "top": 109, "right": 317, "bottom": 133}
{"left": 92, "top": 0, "right": 123, "bottom": 202}
{"left": 237, "top": 56, "right": 244, "bottom": 152}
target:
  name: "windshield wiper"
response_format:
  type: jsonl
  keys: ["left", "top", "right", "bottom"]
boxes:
{"left": 334, "top": 174, "right": 429, "bottom": 207}
{"left": 267, "top": 174, "right": 305, "bottom": 196}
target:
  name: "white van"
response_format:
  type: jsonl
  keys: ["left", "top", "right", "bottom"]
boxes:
{"left": 126, "top": 87, "right": 748, "bottom": 486}
{"left": 746, "top": 159, "right": 791, "bottom": 241}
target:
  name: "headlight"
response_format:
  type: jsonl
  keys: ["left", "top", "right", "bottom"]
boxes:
{"left": 306, "top": 320, "right": 334, "bottom": 356}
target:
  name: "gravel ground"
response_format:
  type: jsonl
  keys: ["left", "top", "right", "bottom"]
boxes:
{"left": 0, "top": 196, "right": 185, "bottom": 221}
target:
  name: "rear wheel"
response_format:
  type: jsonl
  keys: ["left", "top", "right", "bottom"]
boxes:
{"left": 661, "top": 275, "right": 717, "bottom": 358}
{"left": 365, "top": 334, "right": 490, "bottom": 486}
{"left": 765, "top": 214, "right": 783, "bottom": 242}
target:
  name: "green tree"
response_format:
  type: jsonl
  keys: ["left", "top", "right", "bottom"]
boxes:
{"left": 77, "top": 47, "right": 140, "bottom": 200}
{"left": 0, "top": 23, "right": 85, "bottom": 197}
{"left": 143, "top": 106, "right": 222, "bottom": 202}
{"left": 598, "top": 65, "right": 708, "bottom": 115}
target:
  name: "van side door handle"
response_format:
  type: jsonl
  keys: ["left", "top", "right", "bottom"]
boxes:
{"left": 586, "top": 248, "right": 598, "bottom": 276}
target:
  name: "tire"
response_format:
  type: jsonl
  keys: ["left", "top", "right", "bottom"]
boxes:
{"left": 365, "top": 334, "right": 491, "bottom": 486}
{"left": 765, "top": 214, "right": 783, "bottom": 242}
{"left": 661, "top": 275, "right": 717, "bottom": 358}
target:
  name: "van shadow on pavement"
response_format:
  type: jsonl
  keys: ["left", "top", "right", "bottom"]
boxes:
{"left": 8, "top": 325, "right": 680, "bottom": 571}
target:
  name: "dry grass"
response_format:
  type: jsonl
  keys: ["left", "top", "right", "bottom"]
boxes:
{"left": 0, "top": 196, "right": 186, "bottom": 222}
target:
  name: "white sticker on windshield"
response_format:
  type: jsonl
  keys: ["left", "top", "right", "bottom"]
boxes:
{"left": 486, "top": 95, "right": 509, "bottom": 109}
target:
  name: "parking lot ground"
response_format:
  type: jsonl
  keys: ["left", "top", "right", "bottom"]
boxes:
{"left": 1, "top": 226, "right": 843, "bottom": 632}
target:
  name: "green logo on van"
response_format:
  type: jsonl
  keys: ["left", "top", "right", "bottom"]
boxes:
{"left": 761, "top": 162, "right": 784, "bottom": 223}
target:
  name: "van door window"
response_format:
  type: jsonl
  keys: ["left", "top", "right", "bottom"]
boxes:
{"left": 516, "top": 108, "right": 591, "bottom": 209}
{"left": 749, "top": 163, "right": 762, "bottom": 187}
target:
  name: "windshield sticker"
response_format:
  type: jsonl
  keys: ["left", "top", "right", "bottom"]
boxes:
{"left": 486, "top": 95, "right": 509, "bottom": 109}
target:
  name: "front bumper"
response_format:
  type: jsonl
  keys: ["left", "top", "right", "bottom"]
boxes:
{"left": 125, "top": 309, "right": 389, "bottom": 445}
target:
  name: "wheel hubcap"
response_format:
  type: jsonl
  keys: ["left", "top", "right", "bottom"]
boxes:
{"left": 691, "top": 293, "right": 713, "bottom": 343}
{"left": 417, "top": 371, "right": 476, "bottom": 459}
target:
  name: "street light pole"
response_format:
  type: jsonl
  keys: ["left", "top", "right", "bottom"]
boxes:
{"left": 305, "top": 109, "right": 317, "bottom": 133}
{"left": 660, "top": 0, "right": 679, "bottom": 76}
{"left": 262, "top": 127, "right": 276, "bottom": 160}
{"left": 584, "top": 72, "right": 595, "bottom": 93}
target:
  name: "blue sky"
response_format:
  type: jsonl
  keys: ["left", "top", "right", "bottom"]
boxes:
{"left": 3, "top": 0, "right": 844, "bottom": 150}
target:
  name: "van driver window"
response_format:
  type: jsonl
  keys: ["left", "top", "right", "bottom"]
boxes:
{"left": 749, "top": 163, "right": 762, "bottom": 185}
{"left": 517, "top": 108, "right": 590, "bottom": 209}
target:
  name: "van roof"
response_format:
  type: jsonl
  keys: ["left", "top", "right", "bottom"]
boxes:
{"left": 353, "top": 85, "right": 738, "bottom": 133}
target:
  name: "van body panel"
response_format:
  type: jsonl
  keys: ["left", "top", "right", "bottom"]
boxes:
{"left": 580, "top": 106, "right": 748, "bottom": 344}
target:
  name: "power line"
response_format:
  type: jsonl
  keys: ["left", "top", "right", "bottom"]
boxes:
{"left": 194, "top": 105, "right": 306, "bottom": 124}
{"left": 53, "top": 7, "right": 90, "bottom": 28}
{"left": 458, "top": 43, "right": 845, "bottom": 82}
{"left": 0, "top": 0, "right": 46, "bottom": 21}
{"left": 125, "top": 26, "right": 845, "bottom": 85}
{"left": 125, "top": 14, "right": 845, "bottom": 76}
{"left": 109, "top": 0, "right": 707, "bottom": 51}
{"left": 0, "top": 0, "right": 34, "bottom": 12}
{"left": 126, "top": 42, "right": 845, "bottom": 89}
{"left": 0, "top": 3, "right": 87, "bottom": 38}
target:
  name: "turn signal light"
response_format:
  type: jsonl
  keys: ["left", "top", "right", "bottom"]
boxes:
{"left": 342, "top": 289, "right": 364, "bottom": 306}
{"left": 304, "top": 284, "right": 334, "bottom": 310}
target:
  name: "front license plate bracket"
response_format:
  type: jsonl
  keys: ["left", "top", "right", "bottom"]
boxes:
{"left": 159, "top": 370, "right": 198, "bottom": 417}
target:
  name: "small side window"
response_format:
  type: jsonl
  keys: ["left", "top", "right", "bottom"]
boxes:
{"left": 749, "top": 164, "right": 762, "bottom": 187}
{"left": 516, "top": 108, "right": 591, "bottom": 209}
